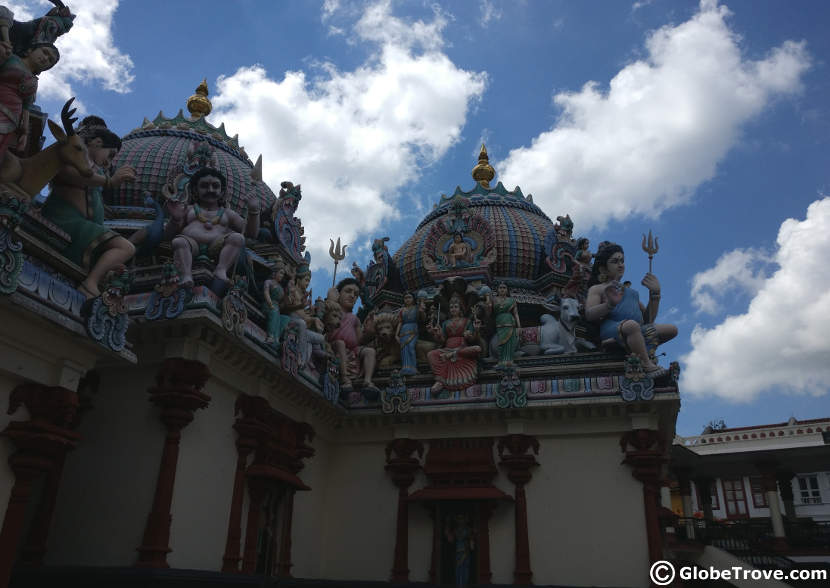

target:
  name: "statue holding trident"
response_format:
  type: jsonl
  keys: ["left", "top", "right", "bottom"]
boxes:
{"left": 641, "top": 230, "right": 659, "bottom": 273}
{"left": 329, "top": 237, "right": 347, "bottom": 287}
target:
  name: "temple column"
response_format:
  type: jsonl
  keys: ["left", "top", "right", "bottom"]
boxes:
{"left": 0, "top": 384, "right": 80, "bottom": 588}
{"left": 498, "top": 434, "right": 539, "bottom": 586}
{"left": 621, "top": 429, "right": 666, "bottom": 564}
{"left": 221, "top": 420, "right": 259, "bottom": 573}
{"left": 476, "top": 502, "right": 495, "bottom": 585}
{"left": 777, "top": 472, "right": 796, "bottom": 521}
{"left": 384, "top": 438, "right": 423, "bottom": 583}
{"left": 136, "top": 358, "right": 210, "bottom": 568}
{"left": 276, "top": 488, "right": 295, "bottom": 577}
{"left": 428, "top": 505, "right": 440, "bottom": 585}
{"left": 758, "top": 464, "right": 787, "bottom": 551}
{"left": 241, "top": 478, "right": 265, "bottom": 574}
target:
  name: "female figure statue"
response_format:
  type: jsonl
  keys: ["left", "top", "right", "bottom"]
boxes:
{"left": 493, "top": 281, "right": 520, "bottom": 367}
{"left": 395, "top": 292, "right": 422, "bottom": 375}
{"left": 444, "top": 513, "right": 474, "bottom": 587}
{"left": 585, "top": 243, "right": 677, "bottom": 375}
{"left": 263, "top": 257, "right": 289, "bottom": 345}
{"left": 41, "top": 116, "right": 137, "bottom": 298}
{"left": 0, "top": 36, "right": 58, "bottom": 161}
{"left": 427, "top": 293, "right": 481, "bottom": 393}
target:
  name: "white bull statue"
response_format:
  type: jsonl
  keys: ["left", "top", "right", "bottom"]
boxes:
{"left": 490, "top": 297, "right": 596, "bottom": 358}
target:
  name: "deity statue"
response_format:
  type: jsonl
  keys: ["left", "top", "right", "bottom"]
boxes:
{"left": 0, "top": 11, "right": 60, "bottom": 165}
{"left": 273, "top": 180, "right": 305, "bottom": 260}
{"left": 395, "top": 292, "right": 424, "bottom": 375}
{"left": 492, "top": 282, "right": 520, "bottom": 367}
{"left": 281, "top": 263, "right": 328, "bottom": 368}
{"left": 427, "top": 293, "right": 481, "bottom": 393}
{"left": 326, "top": 277, "right": 378, "bottom": 394}
{"left": 445, "top": 232, "right": 473, "bottom": 267}
{"left": 41, "top": 116, "right": 137, "bottom": 298}
{"left": 585, "top": 242, "right": 677, "bottom": 376}
{"left": 164, "top": 167, "right": 260, "bottom": 291}
{"left": 562, "top": 237, "right": 593, "bottom": 302}
{"left": 263, "top": 256, "right": 289, "bottom": 345}
{"left": 444, "top": 512, "right": 475, "bottom": 587}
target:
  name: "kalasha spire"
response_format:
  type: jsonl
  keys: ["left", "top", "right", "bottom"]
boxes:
{"left": 186, "top": 78, "right": 212, "bottom": 119}
{"left": 472, "top": 143, "right": 495, "bottom": 189}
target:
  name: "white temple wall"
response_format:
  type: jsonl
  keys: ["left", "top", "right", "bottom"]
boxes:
{"left": 317, "top": 438, "right": 399, "bottom": 581}
{"left": 528, "top": 433, "right": 649, "bottom": 588}
{"left": 292, "top": 422, "right": 332, "bottom": 579}
{"left": 47, "top": 362, "right": 165, "bottom": 566}
{"left": 167, "top": 375, "right": 237, "bottom": 571}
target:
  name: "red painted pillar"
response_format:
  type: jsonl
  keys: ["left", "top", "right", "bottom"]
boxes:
{"left": 18, "top": 452, "right": 67, "bottom": 567}
{"left": 476, "top": 502, "right": 494, "bottom": 585}
{"left": 0, "top": 384, "right": 80, "bottom": 588}
{"left": 498, "top": 434, "right": 539, "bottom": 586}
{"left": 221, "top": 421, "right": 259, "bottom": 573}
{"left": 384, "top": 438, "right": 423, "bottom": 583}
{"left": 241, "top": 479, "right": 265, "bottom": 574}
{"left": 429, "top": 505, "right": 440, "bottom": 585}
{"left": 277, "top": 489, "right": 295, "bottom": 577}
{"left": 136, "top": 359, "right": 210, "bottom": 568}
{"left": 621, "top": 429, "right": 667, "bottom": 565}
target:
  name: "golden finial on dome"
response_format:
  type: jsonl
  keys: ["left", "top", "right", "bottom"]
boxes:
{"left": 186, "top": 78, "right": 212, "bottom": 119}
{"left": 472, "top": 143, "right": 495, "bottom": 189}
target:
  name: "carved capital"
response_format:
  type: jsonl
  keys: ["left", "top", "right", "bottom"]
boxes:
{"left": 385, "top": 438, "right": 424, "bottom": 490}
{"left": 8, "top": 383, "right": 79, "bottom": 429}
{"left": 620, "top": 429, "right": 666, "bottom": 485}
{"left": 148, "top": 358, "right": 211, "bottom": 431}
{"left": 498, "top": 434, "right": 539, "bottom": 487}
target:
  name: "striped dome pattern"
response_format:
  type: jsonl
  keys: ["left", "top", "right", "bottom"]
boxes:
{"left": 394, "top": 182, "right": 554, "bottom": 291}
{"left": 107, "top": 112, "right": 276, "bottom": 213}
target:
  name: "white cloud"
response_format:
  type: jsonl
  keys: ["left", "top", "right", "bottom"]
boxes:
{"left": 498, "top": 1, "right": 810, "bottom": 231}
{"left": 690, "top": 248, "right": 772, "bottom": 314}
{"left": 479, "top": 0, "right": 502, "bottom": 28}
{"left": 211, "top": 0, "right": 486, "bottom": 269}
{"left": 11, "top": 0, "right": 134, "bottom": 107}
{"left": 681, "top": 197, "right": 830, "bottom": 402}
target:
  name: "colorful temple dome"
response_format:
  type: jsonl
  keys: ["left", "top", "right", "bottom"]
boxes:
{"left": 394, "top": 146, "right": 554, "bottom": 291}
{"left": 108, "top": 80, "right": 275, "bottom": 213}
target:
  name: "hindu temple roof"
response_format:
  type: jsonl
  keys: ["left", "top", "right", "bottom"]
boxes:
{"left": 394, "top": 146, "right": 554, "bottom": 291}
{"left": 108, "top": 80, "right": 276, "bottom": 213}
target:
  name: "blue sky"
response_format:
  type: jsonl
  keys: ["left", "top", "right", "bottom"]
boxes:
{"left": 18, "top": 0, "right": 830, "bottom": 435}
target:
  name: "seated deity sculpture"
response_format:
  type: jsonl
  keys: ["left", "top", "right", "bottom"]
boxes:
{"left": 41, "top": 116, "right": 137, "bottom": 298}
{"left": 445, "top": 232, "right": 473, "bottom": 267}
{"left": 326, "top": 278, "right": 378, "bottom": 394}
{"left": 427, "top": 293, "right": 481, "bottom": 393}
{"left": 164, "top": 167, "right": 260, "bottom": 291}
{"left": 584, "top": 242, "right": 677, "bottom": 376}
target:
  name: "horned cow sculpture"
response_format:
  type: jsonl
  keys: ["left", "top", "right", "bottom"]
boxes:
{"left": 0, "top": 98, "right": 93, "bottom": 199}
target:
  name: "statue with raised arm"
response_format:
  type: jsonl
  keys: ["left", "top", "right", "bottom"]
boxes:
{"left": 41, "top": 116, "right": 137, "bottom": 298}
{"left": 326, "top": 277, "right": 378, "bottom": 394}
{"left": 584, "top": 242, "right": 677, "bottom": 376}
{"left": 164, "top": 167, "right": 260, "bottom": 291}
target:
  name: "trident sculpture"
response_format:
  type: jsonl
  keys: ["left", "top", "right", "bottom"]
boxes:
{"left": 329, "top": 237, "right": 347, "bottom": 287}
{"left": 641, "top": 230, "right": 659, "bottom": 273}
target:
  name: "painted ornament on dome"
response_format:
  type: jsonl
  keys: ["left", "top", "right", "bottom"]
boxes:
{"left": 273, "top": 181, "right": 306, "bottom": 261}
